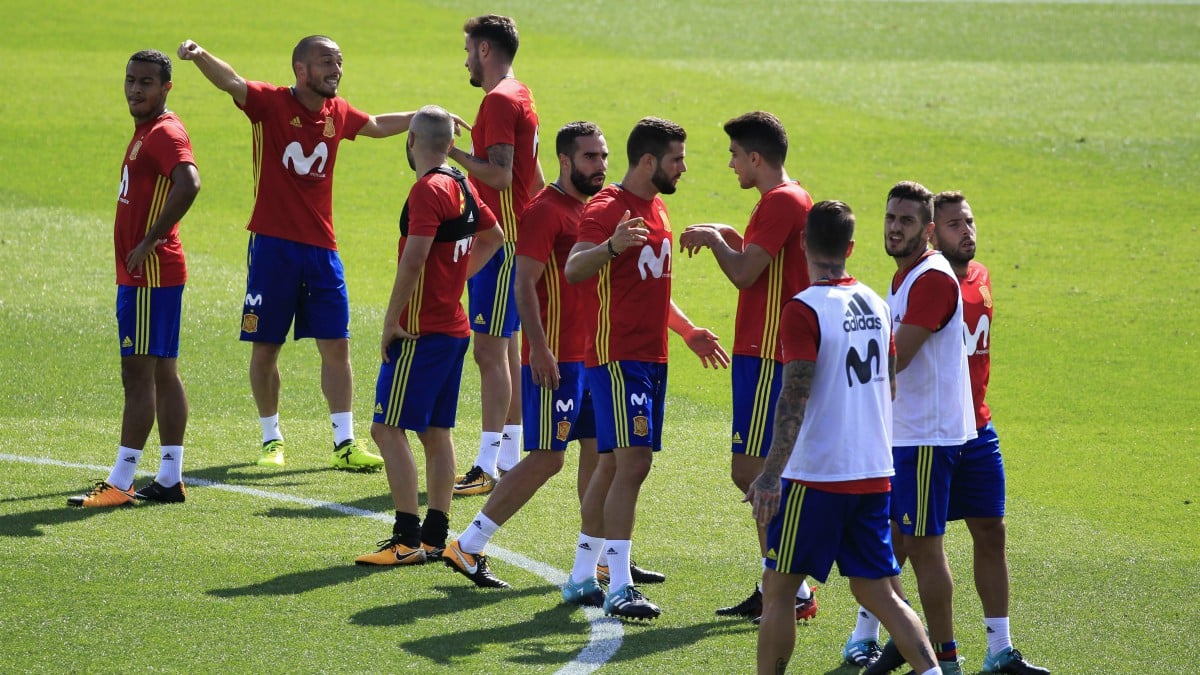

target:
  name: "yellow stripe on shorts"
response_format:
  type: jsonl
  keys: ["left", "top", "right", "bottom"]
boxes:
{"left": 744, "top": 361, "right": 777, "bottom": 458}
{"left": 776, "top": 483, "right": 807, "bottom": 572}
{"left": 384, "top": 339, "right": 418, "bottom": 427}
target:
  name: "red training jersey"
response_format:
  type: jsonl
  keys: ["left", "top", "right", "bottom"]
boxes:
{"left": 960, "top": 260, "right": 992, "bottom": 428}
{"left": 469, "top": 77, "right": 539, "bottom": 241}
{"left": 396, "top": 167, "right": 497, "bottom": 338}
{"left": 891, "top": 251, "right": 959, "bottom": 332}
{"left": 237, "top": 81, "right": 370, "bottom": 250}
{"left": 734, "top": 180, "right": 813, "bottom": 360}
{"left": 114, "top": 112, "right": 194, "bottom": 287}
{"left": 514, "top": 183, "right": 585, "bottom": 363}
{"left": 577, "top": 184, "right": 673, "bottom": 366}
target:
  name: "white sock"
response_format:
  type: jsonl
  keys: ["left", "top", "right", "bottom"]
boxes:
{"left": 605, "top": 539, "right": 633, "bottom": 590}
{"left": 331, "top": 411, "right": 354, "bottom": 446}
{"left": 260, "top": 414, "right": 282, "bottom": 444}
{"left": 107, "top": 446, "right": 142, "bottom": 489}
{"left": 457, "top": 512, "right": 499, "bottom": 554}
{"left": 498, "top": 424, "right": 523, "bottom": 472}
{"left": 473, "top": 431, "right": 502, "bottom": 477}
{"left": 797, "top": 580, "right": 813, "bottom": 600}
{"left": 156, "top": 445, "right": 183, "bottom": 487}
{"left": 984, "top": 616, "right": 1012, "bottom": 655}
{"left": 570, "top": 533, "right": 605, "bottom": 584}
{"left": 919, "top": 669, "right": 941, "bottom": 675}
{"left": 851, "top": 605, "right": 882, "bottom": 642}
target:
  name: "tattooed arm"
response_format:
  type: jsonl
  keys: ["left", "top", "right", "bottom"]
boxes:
{"left": 744, "top": 359, "right": 815, "bottom": 525}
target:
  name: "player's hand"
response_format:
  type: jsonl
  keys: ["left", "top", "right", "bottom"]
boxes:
{"left": 744, "top": 472, "right": 782, "bottom": 526}
{"left": 124, "top": 238, "right": 160, "bottom": 275}
{"left": 177, "top": 40, "right": 203, "bottom": 61}
{"left": 610, "top": 211, "right": 649, "bottom": 255}
{"left": 447, "top": 112, "right": 472, "bottom": 135}
{"left": 684, "top": 327, "right": 730, "bottom": 369}
{"left": 380, "top": 324, "right": 418, "bottom": 363}
{"left": 529, "top": 344, "right": 560, "bottom": 390}
{"left": 679, "top": 224, "right": 719, "bottom": 257}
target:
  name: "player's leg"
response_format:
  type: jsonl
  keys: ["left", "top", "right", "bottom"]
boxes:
{"left": 757, "top": 569, "right": 805, "bottom": 675}
{"left": 135, "top": 354, "right": 189, "bottom": 502}
{"left": 851, "top": 577, "right": 939, "bottom": 675}
{"left": 498, "top": 333, "right": 523, "bottom": 473}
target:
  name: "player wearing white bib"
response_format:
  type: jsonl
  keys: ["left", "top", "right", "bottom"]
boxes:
{"left": 746, "top": 200, "right": 939, "bottom": 675}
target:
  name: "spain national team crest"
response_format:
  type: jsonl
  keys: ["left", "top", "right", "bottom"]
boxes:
{"left": 323, "top": 116, "right": 335, "bottom": 138}
{"left": 658, "top": 208, "right": 671, "bottom": 232}
{"left": 556, "top": 420, "right": 572, "bottom": 442}
{"left": 633, "top": 415, "right": 649, "bottom": 437}
{"left": 980, "top": 284, "right": 993, "bottom": 309}
{"left": 242, "top": 313, "right": 259, "bottom": 333}
{"left": 129, "top": 140, "right": 142, "bottom": 161}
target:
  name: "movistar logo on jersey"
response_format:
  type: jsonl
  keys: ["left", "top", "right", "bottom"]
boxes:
{"left": 282, "top": 141, "right": 329, "bottom": 177}
{"left": 843, "top": 292, "right": 883, "bottom": 333}
{"left": 636, "top": 240, "right": 672, "bottom": 280}
{"left": 452, "top": 236, "right": 473, "bottom": 263}
{"left": 117, "top": 165, "right": 130, "bottom": 204}
{"left": 965, "top": 314, "right": 991, "bottom": 356}
{"left": 845, "top": 339, "right": 882, "bottom": 387}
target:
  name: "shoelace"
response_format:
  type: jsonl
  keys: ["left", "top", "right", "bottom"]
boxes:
{"left": 461, "top": 466, "right": 484, "bottom": 482}
{"left": 374, "top": 537, "right": 404, "bottom": 551}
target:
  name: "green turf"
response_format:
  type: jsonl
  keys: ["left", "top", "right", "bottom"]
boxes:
{"left": 1, "top": 0, "right": 1197, "bottom": 672}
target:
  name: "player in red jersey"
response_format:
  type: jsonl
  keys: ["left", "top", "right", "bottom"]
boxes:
{"left": 443, "top": 121, "right": 608, "bottom": 590}
{"left": 178, "top": 36, "right": 464, "bottom": 471}
{"left": 354, "top": 106, "right": 503, "bottom": 567}
{"left": 931, "top": 192, "right": 1047, "bottom": 675}
{"left": 449, "top": 15, "right": 546, "bottom": 496}
{"left": 565, "top": 117, "right": 728, "bottom": 620}
{"left": 679, "top": 111, "right": 817, "bottom": 623}
{"left": 69, "top": 50, "right": 201, "bottom": 508}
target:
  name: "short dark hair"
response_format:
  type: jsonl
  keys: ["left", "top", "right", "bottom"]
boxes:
{"left": 556, "top": 121, "right": 603, "bottom": 157}
{"left": 464, "top": 15, "right": 519, "bottom": 60}
{"left": 933, "top": 190, "right": 966, "bottom": 218}
{"left": 626, "top": 117, "right": 687, "bottom": 166}
{"left": 129, "top": 50, "right": 172, "bottom": 83}
{"left": 292, "top": 35, "right": 335, "bottom": 66}
{"left": 887, "top": 180, "right": 934, "bottom": 224}
{"left": 805, "top": 200, "right": 856, "bottom": 257}
{"left": 723, "top": 111, "right": 788, "bottom": 167}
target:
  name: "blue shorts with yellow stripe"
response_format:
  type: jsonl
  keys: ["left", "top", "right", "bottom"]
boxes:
{"left": 521, "top": 361, "right": 585, "bottom": 451}
{"left": 584, "top": 361, "right": 668, "bottom": 453}
{"left": 891, "top": 428, "right": 1006, "bottom": 536}
{"left": 765, "top": 480, "right": 901, "bottom": 583}
{"left": 116, "top": 284, "right": 183, "bottom": 358}
{"left": 731, "top": 355, "right": 783, "bottom": 456}
{"left": 467, "top": 242, "right": 520, "bottom": 338}
{"left": 240, "top": 233, "right": 350, "bottom": 344}
{"left": 373, "top": 334, "right": 469, "bottom": 432}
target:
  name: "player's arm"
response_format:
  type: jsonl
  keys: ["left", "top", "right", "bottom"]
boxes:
{"left": 679, "top": 222, "right": 744, "bottom": 254}
{"left": 359, "top": 111, "right": 471, "bottom": 139}
{"left": 681, "top": 224, "right": 773, "bottom": 289}
{"left": 746, "top": 358, "right": 815, "bottom": 525}
{"left": 176, "top": 40, "right": 247, "bottom": 106}
{"left": 515, "top": 255, "right": 559, "bottom": 390}
{"left": 380, "top": 235, "right": 433, "bottom": 362}
{"left": 668, "top": 300, "right": 730, "bottom": 369}
{"left": 126, "top": 162, "right": 201, "bottom": 274}
{"left": 449, "top": 143, "right": 514, "bottom": 191}
{"left": 564, "top": 210, "right": 648, "bottom": 283}
{"left": 529, "top": 156, "right": 546, "bottom": 197}
{"left": 894, "top": 270, "right": 959, "bottom": 372}
{"left": 466, "top": 222, "right": 504, "bottom": 279}
{"left": 893, "top": 324, "right": 933, "bottom": 373}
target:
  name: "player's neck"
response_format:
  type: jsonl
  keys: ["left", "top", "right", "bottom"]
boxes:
{"left": 809, "top": 257, "right": 849, "bottom": 281}
{"left": 290, "top": 85, "right": 328, "bottom": 113}
{"left": 553, "top": 178, "right": 588, "bottom": 204}
{"left": 133, "top": 106, "right": 168, "bottom": 127}
{"left": 756, "top": 167, "right": 789, "bottom": 195}
{"left": 618, "top": 171, "right": 658, "bottom": 201}
{"left": 482, "top": 67, "right": 514, "bottom": 93}
{"left": 949, "top": 260, "right": 969, "bottom": 279}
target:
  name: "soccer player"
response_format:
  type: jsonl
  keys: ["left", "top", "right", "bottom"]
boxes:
{"left": 69, "top": 50, "right": 201, "bottom": 508}
{"left": 354, "top": 106, "right": 503, "bottom": 566}
{"left": 444, "top": 121, "right": 608, "bottom": 590}
{"left": 449, "top": 15, "right": 545, "bottom": 497}
{"left": 856, "top": 181, "right": 977, "bottom": 675}
{"left": 565, "top": 117, "right": 729, "bottom": 620}
{"left": 928, "top": 192, "right": 1048, "bottom": 674}
{"left": 745, "top": 200, "right": 940, "bottom": 675}
{"left": 744, "top": 199, "right": 939, "bottom": 675}
{"left": 178, "top": 36, "right": 458, "bottom": 470}
{"left": 678, "top": 111, "right": 817, "bottom": 624}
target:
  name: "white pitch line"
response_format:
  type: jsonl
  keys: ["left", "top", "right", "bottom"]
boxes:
{"left": 2, "top": 453, "right": 623, "bottom": 673}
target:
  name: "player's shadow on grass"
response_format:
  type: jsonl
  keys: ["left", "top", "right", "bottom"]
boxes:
{"left": 207, "top": 562, "right": 391, "bottom": 598}
{"left": 258, "top": 491, "right": 430, "bottom": 520}
{"left": 352, "top": 582, "right": 556, "bottom": 628}
{"left": 184, "top": 462, "right": 328, "bottom": 489}
{"left": 395, "top": 602, "right": 599, "bottom": 667}
{"left": 0, "top": 499, "right": 117, "bottom": 537}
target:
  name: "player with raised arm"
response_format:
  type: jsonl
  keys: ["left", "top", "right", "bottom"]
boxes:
{"left": 69, "top": 50, "right": 201, "bottom": 508}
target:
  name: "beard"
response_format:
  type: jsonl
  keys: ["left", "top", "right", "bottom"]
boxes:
{"left": 651, "top": 164, "right": 677, "bottom": 195}
{"left": 940, "top": 243, "right": 976, "bottom": 267}
{"left": 886, "top": 235, "right": 926, "bottom": 260}
{"left": 307, "top": 73, "right": 337, "bottom": 99}
{"left": 570, "top": 165, "right": 605, "bottom": 197}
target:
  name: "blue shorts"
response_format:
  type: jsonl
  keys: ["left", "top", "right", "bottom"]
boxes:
{"left": 373, "top": 333, "right": 469, "bottom": 432}
{"left": 891, "top": 424, "right": 1006, "bottom": 536}
{"left": 585, "top": 361, "right": 668, "bottom": 453}
{"left": 521, "top": 362, "right": 585, "bottom": 451}
{"left": 240, "top": 233, "right": 351, "bottom": 344}
{"left": 765, "top": 480, "right": 901, "bottom": 583}
{"left": 467, "top": 242, "right": 520, "bottom": 338}
{"left": 117, "top": 285, "right": 184, "bottom": 358}
{"left": 570, "top": 385, "right": 596, "bottom": 442}
{"left": 731, "top": 355, "right": 783, "bottom": 457}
